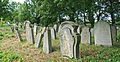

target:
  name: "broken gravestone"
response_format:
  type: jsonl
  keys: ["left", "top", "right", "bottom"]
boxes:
{"left": 94, "top": 21, "right": 112, "bottom": 46}
{"left": 59, "top": 21, "right": 80, "bottom": 58}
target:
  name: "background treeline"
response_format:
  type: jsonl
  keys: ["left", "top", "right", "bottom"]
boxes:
{"left": 0, "top": 0, "right": 120, "bottom": 27}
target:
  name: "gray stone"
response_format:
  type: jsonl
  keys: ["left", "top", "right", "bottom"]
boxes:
{"left": 25, "top": 21, "right": 34, "bottom": 44}
{"left": 43, "top": 27, "right": 52, "bottom": 54}
{"left": 34, "top": 23, "right": 37, "bottom": 36}
{"left": 90, "top": 28, "right": 94, "bottom": 36}
{"left": 14, "top": 24, "right": 22, "bottom": 41}
{"left": 81, "top": 26, "right": 91, "bottom": 44}
{"left": 111, "top": 25, "right": 117, "bottom": 42}
{"left": 41, "top": 27, "right": 47, "bottom": 34}
{"left": 77, "top": 25, "right": 85, "bottom": 34}
{"left": 59, "top": 21, "right": 80, "bottom": 58}
{"left": 7, "top": 22, "right": 14, "bottom": 32}
{"left": 51, "top": 28, "right": 56, "bottom": 40}
{"left": 94, "top": 21, "right": 112, "bottom": 46}
{"left": 53, "top": 24, "right": 59, "bottom": 32}
{"left": 35, "top": 33, "right": 43, "bottom": 48}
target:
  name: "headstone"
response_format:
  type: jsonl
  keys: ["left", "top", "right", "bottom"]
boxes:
{"left": 41, "top": 27, "right": 47, "bottom": 34}
{"left": 34, "top": 23, "right": 37, "bottom": 36}
{"left": 53, "top": 24, "right": 59, "bottom": 32}
{"left": 14, "top": 24, "right": 23, "bottom": 41}
{"left": 19, "top": 22, "right": 22, "bottom": 28}
{"left": 35, "top": 33, "right": 43, "bottom": 48}
{"left": 43, "top": 27, "right": 52, "bottom": 54}
{"left": 51, "top": 28, "right": 56, "bottom": 40}
{"left": 81, "top": 26, "right": 91, "bottom": 44}
{"left": 59, "top": 21, "right": 80, "bottom": 58}
{"left": 7, "top": 22, "right": 14, "bottom": 32}
{"left": 77, "top": 25, "right": 85, "bottom": 34}
{"left": 94, "top": 21, "right": 112, "bottom": 46}
{"left": 90, "top": 28, "right": 94, "bottom": 36}
{"left": 25, "top": 21, "right": 34, "bottom": 44}
{"left": 111, "top": 25, "right": 117, "bottom": 42}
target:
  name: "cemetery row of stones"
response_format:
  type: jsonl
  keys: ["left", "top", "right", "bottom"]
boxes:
{"left": 6, "top": 21, "right": 118, "bottom": 59}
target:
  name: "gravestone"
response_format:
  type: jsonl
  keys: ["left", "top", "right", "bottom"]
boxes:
{"left": 7, "top": 22, "right": 14, "bottom": 32}
{"left": 43, "top": 27, "right": 52, "bottom": 54}
{"left": 41, "top": 27, "right": 47, "bottom": 34}
{"left": 111, "top": 25, "right": 117, "bottom": 42}
{"left": 59, "top": 21, "right": 80, "bottom": 58}
{"left": 90, "top": 28, "right": 94, "bottom": 36}
{"left": 77, "top": 25, "right": 85, "bottom": 34}
{"left": 35, "top": 33, "right": 43, "bottom": 48}
{"left": 25, "top": 21, "right": 34, "bottom": 44}
{"left": 81, "top": 26, "right": 91, "bottom": 44}
{"left": 94, "top": 21, "right": 112, "bottom": 46}
{"left": 53, "top": 24, "right": 59, "bottom": 32}
{"left": 34, "top": 23, "right": 37, "bottom": 36}
{"left": 14, "top": 24, "right": 23, "bottom": 41}
{"left": 19, "top": 22, "right": 22, "bottom": 28}
{"left": 51, "top": 28, "right": 56, "bottom": 40}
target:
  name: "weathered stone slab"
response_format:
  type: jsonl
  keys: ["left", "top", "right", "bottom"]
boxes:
{"left": 53, "top": 24, "right": 59, "bottom": 32}
{"left": 90, "top": 28, "right": 94, "bottom": 36}
{"left": 43, "top": 27, "right": 52, "bottom": 54}
{"left": 59, "top": 21, "right": 80, "bottom": 58}
{"left": 111, "top": 25, "right": 117, "bottom": 42}
{"left": 14, "top": 24, "right": 23, "bottom": 41}
{"left": 94, "top": 21, "right": 112, "bottom": 46}
{"left": 35, "top": 33, "right": 43, "bottom": 48}
{"left": 34, "top": 23, "right": 37, "bottom": 36}
{"left": 81, "top": 26, "right": 91, "bottom": 44}
{"left": 25, "top": 21, "right": 34, "bottom": 44}
{"left": 41, "top": 27, "right": 47, "bottom": 34}
{"left": 77, "top": 25, "right": 84, "bottom": 34}
{"left": 7, "top": 22, "right": 14, "bottom": 32}
{"left": 51, "top": 28, "right": 56, "bottom": 40}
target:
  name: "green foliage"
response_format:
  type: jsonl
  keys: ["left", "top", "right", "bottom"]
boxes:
{"left": 0, "top": 51, "right": 23, "bottom": 62}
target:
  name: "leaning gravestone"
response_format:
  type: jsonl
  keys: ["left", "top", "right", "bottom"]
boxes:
{"left": 90, "top": 28, "right": 94, "bottom": 36}
{"left": 43, "top": 27, "right": 52, "bottom": 54}
{"left": 34, "top": 23, "right": 37, "bottom": 36}
{"left": 25, "top": 21, "right": 34, "bottom": 44}
{"left": 13, "top": 24, "right": 23, "bottom": 41}
{"left": 94, "top": 21, "right": 112, "bottom": 46}
{"left": 59, "top": 21, "right": 80, "bottom": 58}
{"left": 51, "top": 28, "right": 56, "bottom": 40}
{"left": 35, "top": 33, "right": 43, "bottom": 48}
{"left": 111, "top": 25, "right": 117, "bottom": 42}
{"left": 81, "top": 26, "right": 91, "bottom": 44}
{"left": 7, "top": 22, "right": 14, "bottom": 32}
{"left": 77, "top": 25, "right": 85, "bottom": 34}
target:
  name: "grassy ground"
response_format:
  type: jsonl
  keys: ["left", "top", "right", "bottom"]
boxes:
{"left": 0, "top": 22, "right": 120, "bottom": 62}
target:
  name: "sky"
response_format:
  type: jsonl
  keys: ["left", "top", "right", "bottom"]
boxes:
{"left": 9, "top": 0, "right": 25, "bottom": 4}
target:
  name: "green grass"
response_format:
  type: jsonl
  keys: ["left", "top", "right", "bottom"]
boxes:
{"left": 0, "top": 51, "right": 23, "bottom": 62}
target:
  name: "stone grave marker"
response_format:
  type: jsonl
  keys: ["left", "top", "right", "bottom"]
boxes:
{"left": 111, "top": 25, "right": 117, "bottom": 42}
{"left": 34, "top": 23, "right": 37, "bottom": 36}
{"left": 51, "top": 28, "right": 56, "bottom": 40}
{"left": 94, "top": 21, "right": 112, "bottom": 46}
{"left": 81, "top": 26, "right": 91, "bottom": 44}
{"left": 59, "top": 21, "right": 80, "bottom": 58}
{"left": 43, "top": 27, "right": 52, "bottom": 54}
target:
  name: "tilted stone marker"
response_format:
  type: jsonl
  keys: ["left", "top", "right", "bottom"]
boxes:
{"left": 13, "top": 24, "right": 23, "bottom": 41}
{"left": 81, "top": 26, "right": 91, "bottom": 44}
{"left": 59, "top": 21, "right": 80, "bottom": 58}
{"left": 111, "top": 25, "right": 117, "bottom": 42}
{"left": 7, "top": 22, "right": 14, "bottom": 32}
{"left": 43, "top": 27, "right": 52, "bottom": 54}
{"left": 94, "top": 21, "right": 112, "bottom": 46}
{"left": 35, "top": 33, "right": 43, "bottom": 48}
{"left": 77, "top": 25, "right": 84, "bottom": 34}
{"left": 25, "top": 21, "right": 34, "bottom": 44}
{"left": 34, "top": 23, "right": 37, "bottom": 36}
{"left": 51, "top": 28, "right": 56, "bottom": 40}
